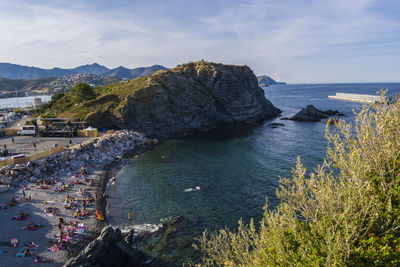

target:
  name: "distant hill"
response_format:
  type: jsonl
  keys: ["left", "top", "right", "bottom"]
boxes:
{"left": 257, "top": 75, "right": 286, "bottom": 86}
{"left": 0, "top": 77, "right": 57, "bottom": 91}
{"left": 0, "top": 74, "right": 121, "bottom": 94}
{"left": 0, "top": 62, "right": 168, "bottom": 80}
{"left": 102, "top": 65, "right": 168, "bottom": 79}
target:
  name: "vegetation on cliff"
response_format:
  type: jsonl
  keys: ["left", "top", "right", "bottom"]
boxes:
{"left": 196, "top": 93, "right": 400, "bottom": 266}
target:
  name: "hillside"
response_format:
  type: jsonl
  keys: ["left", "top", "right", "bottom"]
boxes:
{"left": 0, "top": 62, "right": 168, "bottom": 80}
{"left": 0, "top": 77, "right": 56, "bottom": 92}
{"left": 37, "top": 61, "right": 280, "bottom": 137}
{"left": 0, "top": 75, "right": 121, "bottom": 94}
{"left": 102, "top": 65, "right": 168, "bottom": 79}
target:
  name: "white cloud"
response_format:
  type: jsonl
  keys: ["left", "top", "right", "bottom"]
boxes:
{"left": 0, "top": 0, "right": 399, "bottom": 82}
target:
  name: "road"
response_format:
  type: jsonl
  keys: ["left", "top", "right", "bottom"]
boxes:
{"left": 0, "top": 135, "right": 93, "bottom": 157}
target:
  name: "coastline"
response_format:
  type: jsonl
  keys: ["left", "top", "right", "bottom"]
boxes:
{"left": 0, "top": 130, "right": 153, "bottom": 266}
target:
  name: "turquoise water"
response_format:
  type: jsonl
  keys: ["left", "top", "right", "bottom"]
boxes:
{"left": 106, "top": 83, "right": 400, "bottom": 264}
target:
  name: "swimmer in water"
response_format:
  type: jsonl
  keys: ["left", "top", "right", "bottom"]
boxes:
{"left": 128, "top": 212, "right": 132, "bottom": 221}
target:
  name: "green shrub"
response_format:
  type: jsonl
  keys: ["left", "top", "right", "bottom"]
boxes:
{"left": 196, "top": 92, "right": 400, "bottom": 266}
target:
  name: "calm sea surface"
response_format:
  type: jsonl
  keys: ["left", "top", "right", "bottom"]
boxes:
{"left": 106, "top": 83, "right": 400, "bottom": 264}
{"left": 0, "top": 95, "right": 51, "bottom": 108}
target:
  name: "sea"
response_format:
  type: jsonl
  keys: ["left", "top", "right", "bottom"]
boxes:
{"left": 106, "top": 83, "right": 400, "bottom": 264}
{"left": 0, "top": 95, "right": 51, "bottom": 109}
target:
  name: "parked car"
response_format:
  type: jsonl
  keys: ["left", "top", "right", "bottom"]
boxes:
{"left": 17, "top": 126, "right": 37, "bottom": 136}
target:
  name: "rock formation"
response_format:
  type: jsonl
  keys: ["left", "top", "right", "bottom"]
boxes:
{"left": 283, "top": 105, "right": 341, "bottom": 122}
{"left": 64, "top": 226, "right": 146, "bottom": 267}
{"left": 80, "top": 61, "right": 281, "bottom": 137}
{"left": 135, "top": 216, "right": 202, "bottom": 265}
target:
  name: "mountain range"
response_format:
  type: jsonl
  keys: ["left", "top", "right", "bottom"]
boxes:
{"left": 0, "top": 63, "right": 168, "bottom": 80}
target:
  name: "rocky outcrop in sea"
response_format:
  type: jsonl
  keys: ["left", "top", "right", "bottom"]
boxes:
{"left": 282, "top": 105, "right": 342, "bottom": 122}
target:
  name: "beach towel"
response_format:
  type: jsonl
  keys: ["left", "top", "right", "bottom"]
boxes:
{"left": 74, "top": 226, "right": 85, "bottom": 234}
{"left": 12, "top": 215, "right": 29, "bottom": 221}
{"left": 34, "top": 258, "right": 53, "bottom": 263}
{"left": 22, "top": 242, "right": 39, "bottom": 250}
{"left": 22, "top": 224, "right": 44, "bottom": 231}
{"left": 96, "top": 210, "right": 104, "bottom": 221}
{"left": 16, "top": 248, "right": 33, "bottom": 257}
{"left": 10, "top": 238, "right": 18, "bottom": 247}
{"left": 23, "top": 227, "right": 40, "bottom": 231}
{"left": 0, "top": 249, "right": 3, "bottom": 255}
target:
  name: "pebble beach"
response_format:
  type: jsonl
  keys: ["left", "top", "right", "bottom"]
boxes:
{"left": 0, "top": 130, "right": 153, "bottom": 266}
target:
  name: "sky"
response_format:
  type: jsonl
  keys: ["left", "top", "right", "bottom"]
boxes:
{"left": 0, "top": 0, "right": 399, "bottom": 83}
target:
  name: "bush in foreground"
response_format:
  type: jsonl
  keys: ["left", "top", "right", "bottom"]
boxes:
{"left": 195, "top": 93, "right": 400, "bottom": 266}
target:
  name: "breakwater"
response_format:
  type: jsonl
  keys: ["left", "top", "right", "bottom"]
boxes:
{"left": 328, "top": 92, "right": 383, "bottom": 103}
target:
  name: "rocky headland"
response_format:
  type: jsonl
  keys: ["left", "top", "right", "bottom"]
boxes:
{"left": 43, "top": 61, "right": 281, "bottom": 138}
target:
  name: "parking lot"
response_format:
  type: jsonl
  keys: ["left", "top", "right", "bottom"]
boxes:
{"left": 0, "top": 135, "right": 94, "bottom": 157}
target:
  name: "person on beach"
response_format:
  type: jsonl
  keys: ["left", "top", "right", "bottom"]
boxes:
{"left": 23, "top": 248, "right": 32, "bottom": 256}
{"left": 22, "top": 188, "right": 26, "bottom": 197}
{"left": 81, "top": 166, "right": 87, "bottom": 177}
{"left": 35, "top": 256, "right": 53, "bottom": 263}
{"left": 19, "top": 209, "right": 29, "bottom": 219}
{"left": 23, "top": 195, "right": 32, "bottom": 202}
{"left": 58, "top": 218, "right": 64, "bottom": 230}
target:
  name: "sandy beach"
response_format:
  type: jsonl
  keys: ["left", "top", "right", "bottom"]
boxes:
{"left": 0, "top": 130, "right": 151, "bottom": 267}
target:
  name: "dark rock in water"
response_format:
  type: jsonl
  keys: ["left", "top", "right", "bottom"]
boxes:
{"left": 323, "top": 109, "right": 339, "bottom": 116}
{"left": 65, "top": 226, "right": 146, "bottom": 267}
{"left": 289, "top": 105, "right": 340, "bottom": 122}
{"left": 337, "top": 113, "right": 345, "bottom": 116}
{"left": 81, "top": 61, "right": 281, "bottom": 138}
{"left": 135, "top": 216, "right": 203, "bottom": 265}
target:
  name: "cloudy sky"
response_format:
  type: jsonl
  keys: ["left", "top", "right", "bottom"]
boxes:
{"left": 0, "top": 0, "right": 399, "bottom": 83}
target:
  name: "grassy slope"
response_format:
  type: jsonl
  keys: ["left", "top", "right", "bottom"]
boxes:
{"left": 59, "top": 74, "right": 153, "bottom": 120}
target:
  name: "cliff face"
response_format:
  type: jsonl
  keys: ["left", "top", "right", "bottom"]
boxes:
{"left": 79, "top": 61, "right": 280, "bottom": 137}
